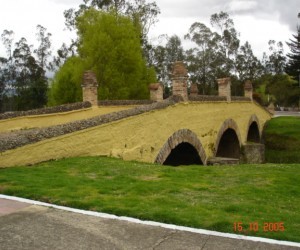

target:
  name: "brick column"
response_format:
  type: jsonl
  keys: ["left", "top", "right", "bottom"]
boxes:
{"left": 189, "top": 83, "right": 198, "bottom": 97}
{"left": 171, "top": 61, "right": 188, "bottom": 101}
{"left": 244, "top": 80, "right": 253, "bottom": 101}
{"left": 149, "top": 83, "right": 163, "bottom": 102}
{"left": 82, "top": 71, "right": 98, "bottom": 106}
{"left": 217, "top": 77, "right": 231, "bottom": 102}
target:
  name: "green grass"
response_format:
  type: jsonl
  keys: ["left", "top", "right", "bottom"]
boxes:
{"left": 0, "top": 157, "right": 299, "bottom": 242}
{"left": 264, "top": 116, "right": 300, "bottom": 163}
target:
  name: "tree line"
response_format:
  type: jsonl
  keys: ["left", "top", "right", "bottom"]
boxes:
{"left": 0, "top": 0, "right": 299, "bottom": 112}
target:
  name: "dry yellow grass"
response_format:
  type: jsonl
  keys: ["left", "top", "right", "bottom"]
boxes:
{"left": 0, "top": 102, "right": 271, "bottom": 167}
{"left": 0, "top": 106, "right": 135, "bottom": 133}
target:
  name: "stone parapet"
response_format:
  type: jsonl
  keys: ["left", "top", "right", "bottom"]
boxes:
{"left": 188, "top": 95, "right": 226, "bottom": 102}
{"left": 217, "top": 77, "right": 231, "bottom": 102}
{"left": 231, "top": 96, "right": 251, "bottom": 101}
{"left": 171, "top": 61, "right": 188, "bottom": 101}
{"left": 0, "top": 97, "right": 182, "bottom": 153}
{"left": 149, "top": 83, "right": 164, "bottom": 102}
{"left": 82, "top": 71, "right": 98, "bottom": 106}
{"left": 98, "top": 100, "right": 155, "bottom": 106}
{"left": 244, "top": 80, "right": 253, "bottom": 101}
{"left": 0, "top": 102, "right": 92, "bottom": 120}
{"left": 241, "top": 143, "right": 265, "bottom": 164}
{"left": 189, "top": 83, "right": 198, "bottom": 97}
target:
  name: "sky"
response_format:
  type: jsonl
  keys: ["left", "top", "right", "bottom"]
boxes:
{"left": 0, "top": 0, "right": 299, "bottom": 60}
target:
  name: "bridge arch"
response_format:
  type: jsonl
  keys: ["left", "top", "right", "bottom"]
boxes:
{"left": 155, "top": 129, "right": 207, "bottom": 166}
{"left": 215, "top": 119, "right": 242, "bottom": 159}
{"left": 246, "top": 115, "right": 261, "bottom": 143}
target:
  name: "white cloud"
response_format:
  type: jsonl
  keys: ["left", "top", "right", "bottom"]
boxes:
{"left": 0, "top": 0, "right": 297, "bottom": 60}
{"left": 228, "top": 0, "right": 258, "bottom": 12}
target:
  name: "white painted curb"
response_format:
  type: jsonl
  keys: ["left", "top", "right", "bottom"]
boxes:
{"left": 0, "top": 194, "right": 299, "bottom": 248}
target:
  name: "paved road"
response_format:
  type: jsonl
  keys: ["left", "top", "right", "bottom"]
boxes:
{"left": 0, "top": 198, "right": 299, "bottom": 250}
{"left": 274, "top": 111, "right": 300, "bottom": 117}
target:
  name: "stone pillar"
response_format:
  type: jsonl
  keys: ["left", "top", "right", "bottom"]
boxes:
{"left": 171, "top": 61, "right": 188, "bottom": 101}
{"left": 267, "top": 102, "right": 275, "bottom": 114}
{"left": 241, "top": 143, "right": 265, "bottom": 164}
{"left": 149, "top": 83, "right": 163, "bottom": 102}
{"left": 189, "top": 83, "right": 198, "bottom": 97}
{"left": 217, "top": 77, "right": 231, "bottom": 102}
{"left": 82, "top": 71, "right": 98, "bottom": 106}
{"left": 244, "top": 80, "right": 253, "bottom": 101}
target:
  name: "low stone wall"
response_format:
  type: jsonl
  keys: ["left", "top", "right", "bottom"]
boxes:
{"left": 0, "top": 98, "right": 179, "bottom": 152}
{"left": 98, "top": 100, "right": 155, "bottom": 106}
{"left": 231, "top": 96, "right": 251, "bottom": 101}
{"left": 188, "top": 95, "right": 226, "bottom": 102}
{"left": 0, "top": 102, "right": 92, "bottom": 120}
{"left": 241, "top": 143, "right": 265, "bottom": 164}
{"left": 189, "top": 95, "right": 251, "bottom": 102}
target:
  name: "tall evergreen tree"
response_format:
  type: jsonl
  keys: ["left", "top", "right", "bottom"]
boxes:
{"left": 285, "top": 26, "right": 300, "bottom": 82}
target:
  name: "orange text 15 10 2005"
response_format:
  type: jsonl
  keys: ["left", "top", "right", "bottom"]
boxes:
{"left": 233, "top": 222, "right": 285, "bottom": 233}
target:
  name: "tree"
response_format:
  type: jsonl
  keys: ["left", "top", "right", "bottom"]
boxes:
{"left": 210, "top": 11, "right": 240, "bottom": 75}
{"left": 263, "top": 40, "right": 286, "bottom": 74}
{"left": 48, "top": 9, "right": 156, "bottom": 105}
{"left": 267, "top": 74, "right": 298, "bottom": 107}
{"left": 0, "top": 30, "right": 48, "bottom": 111}
{"left": 185, "top": 22, "right": 221, "bottom": 94}
{"left": 152, "top": 35, "right": 184, "bottom": 85}
{"left": 235, "top": 41, "right": 263, "bottom": 82}
{"left": 62, "top": 0, "right": 160, "bottom": 65}
{"left": 51, "top": 42, "right": 77, "bottom": 70}
{"left": 13, "top": 37, "right": 47, "bottom": 110}
{"left": 48, "top": 56, "right": 84, "bottom": 105}
{"left": 0, "top": 30, "right": 15, "bottom": 111}
{"left": 34, "top": 25, "right": 52, "bottom": 71}
{"left": 285, "top": 27, "right": 300, "bottom": 81}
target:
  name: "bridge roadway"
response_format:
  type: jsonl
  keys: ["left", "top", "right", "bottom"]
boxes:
{"left": 0, "top": 101, "right": 271, "bottom": 167}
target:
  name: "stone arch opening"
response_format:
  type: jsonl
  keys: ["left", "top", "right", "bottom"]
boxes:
{"left": 155, "top": 129, "right": 206, "bottom": 166}
{"left": 247, "top": 122, "right": 260, "bottom": 143}
{"left": 163, "top": 142, "right": 203, "bottom": 166}
{"left": 216, "top": 128, "right": 241, "bottom": 158}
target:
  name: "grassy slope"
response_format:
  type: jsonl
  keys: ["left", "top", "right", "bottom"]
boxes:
{"left": 0, "top": 157, "right": 299, "bottom": 242}
{"left": 264, "top": 116, "right": 300, "bottom": 163}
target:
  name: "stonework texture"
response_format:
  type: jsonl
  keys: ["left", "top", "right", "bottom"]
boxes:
{"left": 82, "top": 71, "right": 98, "bottom": 106}
{"left": 149, "top": 83, "right": 164, "bottom": 102}
{"left": 171, "top": 61, "right": 188, "bottom": 101}
{"left": 244, "top": 80, "right": 253, "bottom": 101}
{"left": 0, "top": 101, "right": 272, "bottom": 167}
{"left": 217, "top": 77, "right": 231, "bottom": 102}
{"left": 241, "top": 143, "right": 265, "bottom": 164}
{"left": 0, "top": 97, "right": 180, "bottom": 153}
{"left": 189, "top": 83, "right": 198, "bottom": 97}
{"left": 98, "top": 100, "right": 155, "bottom": 106}
{"left": 154, "top": 129, "right": 207, "bottom": 165}
{"left": 0, "top": 102, "right": 91, "bottom": 120}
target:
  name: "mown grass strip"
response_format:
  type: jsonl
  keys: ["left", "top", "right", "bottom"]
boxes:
{"left": 0, "top": 156, "right": 299, "bottom": 242}
{"left": 264, "top": 116, "right": 300, "bottom": 163}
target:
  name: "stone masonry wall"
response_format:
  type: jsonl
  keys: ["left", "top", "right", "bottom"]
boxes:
{"left": 149, "top": 83, "right": 164, "bottom": 102}
{"left": 0, "top": 97, "right": 180, "bottom": 153}
{"left": 98, "top": 100, "right": 155, "bottom": 106}
{"left": 0, "top": 102, "right": 92, "bottom": 121}
{"left": 217, "top": 78, "right": 231, "bottom": 102}
{"left": 82, "top": 71, "right": 98, "bottom": 106}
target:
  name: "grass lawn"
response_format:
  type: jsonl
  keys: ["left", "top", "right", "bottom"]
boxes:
{"left": 264, "top": 116, "right": 300, "bottom": 163}
{"left": 0, "top": 156, "right": 299, "bottom": 242}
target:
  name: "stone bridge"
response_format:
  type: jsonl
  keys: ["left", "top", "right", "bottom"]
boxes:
{"left": 0, "top": 62, "right": 272, "bottom": 167}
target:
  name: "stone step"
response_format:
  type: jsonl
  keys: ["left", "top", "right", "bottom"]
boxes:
{"left": 207, "top": 157, "right": 240, "bottom": 165}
